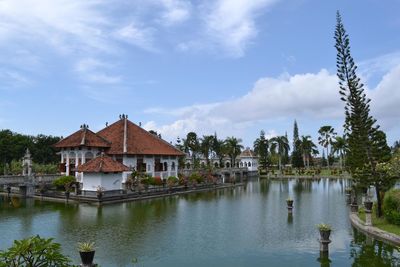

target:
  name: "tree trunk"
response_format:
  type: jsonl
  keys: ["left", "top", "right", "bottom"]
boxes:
{"left": 326, "top": 147, "right": 330, "bottom": 170}
{"left": 375, "top": 184, "right": 383, "bottom": 217}
{"left": 278, "top": 156, "right": 282, "bottom": 173}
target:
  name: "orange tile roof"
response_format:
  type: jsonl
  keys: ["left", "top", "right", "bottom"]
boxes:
{"left": 78, "top": 154, "right": 129, "bottom": 173}
{"left": 54, "top": 127, "right": 111, "bottom": 148}
{"left": 97, "top": 118, "right": 185, "bottom": 156}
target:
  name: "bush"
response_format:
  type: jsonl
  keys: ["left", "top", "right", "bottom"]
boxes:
{"left": 189, "top": 172, "right": 203, "bottom": 184}
{"left": 53, "top": 176, "right": 76, "bottom": 191}
{"left": 167, "top": 176, "right": 178, "bottom": 184}
{"left": 0, "top": 235, "right": 74, "bottom": 267}
{"left": 383, "top": 189, "right": 400, "bottom": 225}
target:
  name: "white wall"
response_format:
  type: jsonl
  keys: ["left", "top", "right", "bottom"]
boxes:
{"left": 82, "top": 173, "right": 123, "bottom": 191}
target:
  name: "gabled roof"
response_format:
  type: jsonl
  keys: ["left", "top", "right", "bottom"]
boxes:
{"left": 78, "top": 154, "right": 129, "bottom": 173}
{"left": 240, "top": 148, "right": 258, "bottom": 158}
{"left": 54, "top": 126, "right": 111, "bottom": 148}
{"left": 97, "top": 118, "right": 185, "bottom": 156}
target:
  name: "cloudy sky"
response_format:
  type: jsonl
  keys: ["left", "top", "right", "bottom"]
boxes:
{"left": 1, "top": 0, "right": 399, "bottom": 149}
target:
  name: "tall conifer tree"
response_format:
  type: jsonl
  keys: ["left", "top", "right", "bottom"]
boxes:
{"left": 335, "top": 11, "right": 391, "bottom": 216}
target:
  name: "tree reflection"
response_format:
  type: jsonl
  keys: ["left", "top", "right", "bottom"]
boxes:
{"left": 350, "top": 228, "right": 400, "bottom": 266}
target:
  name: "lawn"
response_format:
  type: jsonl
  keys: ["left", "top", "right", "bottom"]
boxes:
{"left": 358, "top": 209, "right": 400, "bottom": 236}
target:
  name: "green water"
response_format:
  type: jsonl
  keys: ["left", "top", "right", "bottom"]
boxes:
{"left": 1, "top": 178, "right": 399, "bottom": 267}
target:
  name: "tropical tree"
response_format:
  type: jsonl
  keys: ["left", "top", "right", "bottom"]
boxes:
{"left": 299, "top": 135, "right": 318, "bottom": 168}
{"left": 253, "top": 130, "right": 269, "bottom": 170}
{"left": 335, "top": 12, "right": 392, "bottom": 216}
{"left": 213, "top": 133, "right": 226, "bottom": 168}
{"left": 270, "top": 135, "right": 290, "bottom": 172}
{"left": 318, "top": 126, "right": 336, "bottom": 169}
{"left": 331, "top": 136, "right": 347, "bottom": 170}
{"left": 183, "top": 132, "right": 200, "bottom": 167}
{"left": 200, "top": 135, "right": 215, "bottom": 166}
{"left": 225, "top": 137, "right": 243, "bottom": 168}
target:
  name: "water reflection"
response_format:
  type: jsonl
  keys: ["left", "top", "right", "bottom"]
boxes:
{"left": 350, "top": 228, "right": 400, "bottom": 266}
{"left": 0, "top": 179, "right": 399, "bottom": 267}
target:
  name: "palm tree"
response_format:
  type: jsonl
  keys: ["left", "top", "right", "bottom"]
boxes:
{"left": 200, "top": 135, "right": 215, "bottom": 166}
{"left": 270, "top": 135, "right": 290, "bottom": 172}
{"left": 253, "top": 130, "right": 269, "bottom": 170}
{"left": 212, "top": 133, "right": 226, "bottom": 168}
{"left": 318, "top": 126, "right": 336, "bottom": 169}
{"left": 331, "top": 136, "right": 347, "bottom": 170}
{"left": 225, "top": 137, "right": 243, "bottom": 168}
{"left": 299, "top": 135, "right": 318, "bottom": 168}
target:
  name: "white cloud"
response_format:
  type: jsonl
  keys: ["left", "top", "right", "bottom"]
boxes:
{"left": 75, "top": 58, "right": 122, "bottom": 85}
{"left": 202, "top": 0, "right": 279, "bottom": 57}
{"left": 143, "top": 65, "right": 400, "bottom": 143}
{"left": 114, "top": 23, "right": 158, "bottom": 52}
{"left": 370, "top": 64, "right": 400, "bottom": 129}
{"left": 0, "top": 0, "right": 111, "bottom": 53}
{"left": 0, "top": 69, "right": 32, "bottom": 89}
{"left": 160, "top": 0, "right": 191, "bottom": 25}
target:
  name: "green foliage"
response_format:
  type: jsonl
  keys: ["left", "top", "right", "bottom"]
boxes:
{"left": 253, "top": 130, "right": 269, "bottom": 169}
{"left": 383, "top": 190, "right": 400, "bottom": 225}
{"left": 189, "top": 172, "right": 204, "bottom": 183}
{"left": 317, "top": 223, "right": 332, "bottom": 231}
{"left": 0, "top": 130, "right": 61, "bottom": 173}
{"left": 225, "top": 137, "right": 243, "bottom": 167}
{"left": 53, "top": 176, "right": 76, "bottom": 190}
{"left": 77, "top": 241, "right": 95, "bottom": 252}
{"left": 33, "top": 163, "right": 59, "bottom": 174}
{"left": 270, "top": 135, "right": 290, "bottom": 171}
{"left": 0, "top": 235, "right": 75, "bottom": 267}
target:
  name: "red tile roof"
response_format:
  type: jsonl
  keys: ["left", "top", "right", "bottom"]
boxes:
{"left": 97, "top": 118, "right": 185, "bottom": 156}
{"left": 54, "top": 127, "right": 111, "bottom": 148}
{"left": 78, "top": 154, "right": 129, "bottom": 173}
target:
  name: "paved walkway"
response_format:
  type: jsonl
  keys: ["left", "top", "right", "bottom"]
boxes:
{"left": 349, "top": 212, "right": 400, "bottom": 246}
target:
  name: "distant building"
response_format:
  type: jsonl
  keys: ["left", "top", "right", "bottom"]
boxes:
{"left": 54, "top": 115, "right": 185, "bottom": 193}
{"left": 185, "top": 147, "right": 259, "bottom": 172}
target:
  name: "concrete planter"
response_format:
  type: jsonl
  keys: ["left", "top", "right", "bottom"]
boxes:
{"left": 364, "top": 201, "right": 373, "bottom": 211}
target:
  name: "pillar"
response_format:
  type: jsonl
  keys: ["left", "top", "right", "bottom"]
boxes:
{"left": 365, "top": 210, "right": 372, "bottom": 226}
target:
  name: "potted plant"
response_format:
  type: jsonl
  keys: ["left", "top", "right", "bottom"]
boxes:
{"left": 286, "top": 198, "right": 294, "bottom": 208}
{"left": 77, "top": 241, "right": 95, "bottom": 265}
{"left": 364, "top": 200, "right": 373, "bottom": 211}
{"left": 317, "top": 223, "right": 332, "bottom": 240}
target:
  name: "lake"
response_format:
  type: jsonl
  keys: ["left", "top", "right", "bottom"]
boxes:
{"left": 1, "top": 178, "right": 399, "bottom": 266}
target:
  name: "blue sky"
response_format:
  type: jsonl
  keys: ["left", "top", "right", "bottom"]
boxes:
{"left": 1, "top": 0, "right": 400, "bottom": 149}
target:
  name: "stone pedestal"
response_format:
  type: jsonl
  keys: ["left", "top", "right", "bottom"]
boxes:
{"left": 287, "top": 206, "right": 293, "bottom": 214}
{"left": 365, "top": 210, "right": 372, "bottom": 226}
{"left": 319, "top": 239, "right": 331, "bottom": 253}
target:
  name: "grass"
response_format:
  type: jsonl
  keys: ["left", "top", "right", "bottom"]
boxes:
{"left": 358, "top": 208, "right": 400, "bottom": 236}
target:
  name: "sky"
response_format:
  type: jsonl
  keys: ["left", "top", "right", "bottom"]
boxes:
{"left": 1, "top": 0, "right": 400, "bottom": 150}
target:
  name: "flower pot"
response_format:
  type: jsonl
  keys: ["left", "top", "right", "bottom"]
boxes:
{"left": 319, "top": 230, "right": 331, "bottom": 241}
{"left": 364, "top": 201, "right": 373, "bottom": 211}
{"left": 79, "top": 251, "right": 95, "bottom": 265}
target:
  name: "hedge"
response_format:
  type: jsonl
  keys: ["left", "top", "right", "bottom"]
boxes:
{"left": 383, "top": 189, "right": 400, "bottom": 225}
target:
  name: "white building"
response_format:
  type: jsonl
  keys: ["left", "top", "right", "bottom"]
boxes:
{"left": 54, "top": 115, "right": 185, "bottom": 192}
{"left": 185, "top": 147, "right": 259, "bottom": 172}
